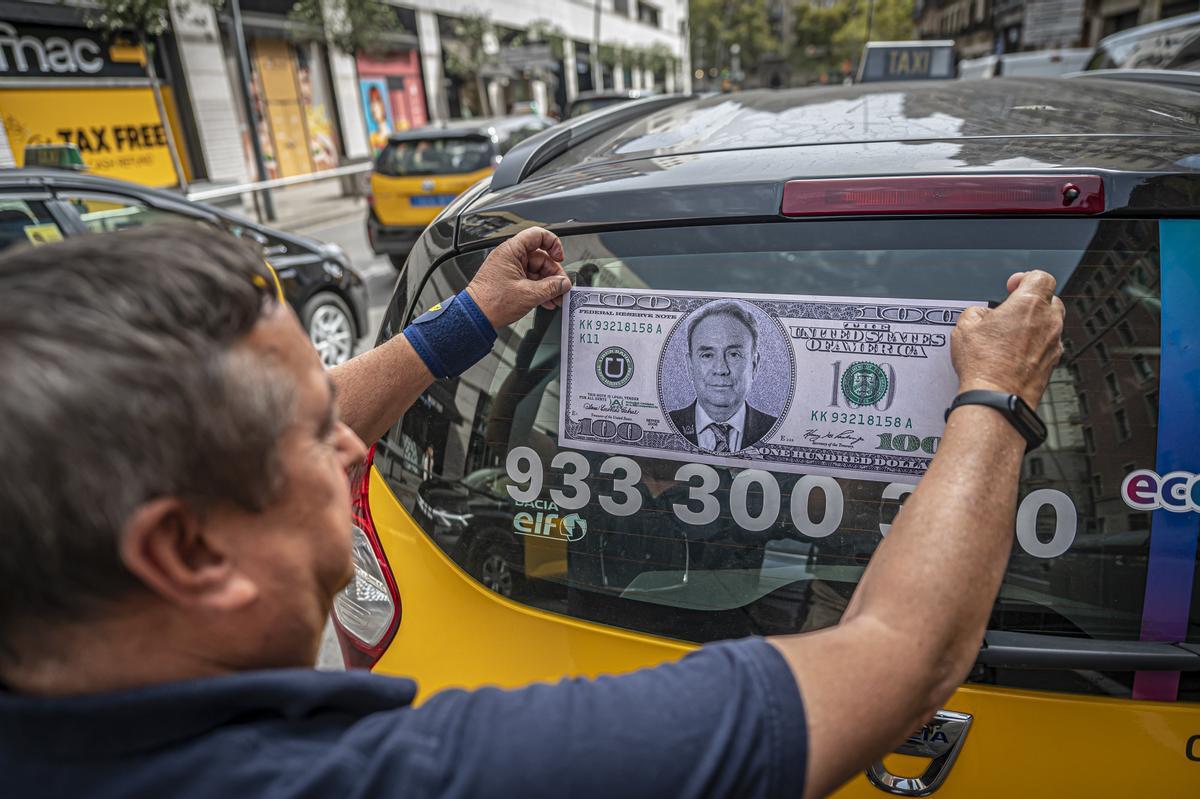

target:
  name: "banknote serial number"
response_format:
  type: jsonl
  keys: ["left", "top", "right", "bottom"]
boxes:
{"left": 815, "top": 411, "right": 914, "bottom": 430}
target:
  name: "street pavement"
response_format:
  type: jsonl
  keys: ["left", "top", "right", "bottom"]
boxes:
{"left": 285, "top": 206, "right": 400, "bottom": 672}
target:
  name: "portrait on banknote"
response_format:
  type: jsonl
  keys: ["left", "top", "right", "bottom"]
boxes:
{"left": 659, "top": 299, "right": 792, "bottom": 454}
{"left": 560, "top": 287, "right": 982, "bottom": 484}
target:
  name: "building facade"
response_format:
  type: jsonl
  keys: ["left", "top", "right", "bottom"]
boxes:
{"left": 0, "top": 0, "right": 690, "bottom": 188}
{"left": 916, "top": 0, "right": 1199, "bottom": 56}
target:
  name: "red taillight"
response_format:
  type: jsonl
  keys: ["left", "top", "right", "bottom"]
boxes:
{"left": 781, "top": 175, "right": 1104, "bottom": 217}
{"left": 331, "top": 445, "right": 401, "bottom": 669}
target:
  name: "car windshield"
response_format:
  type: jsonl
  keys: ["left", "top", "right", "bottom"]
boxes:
{"left": 376, "top": 136, "right": 494, "bottom": 176}
{"left": 1086, "top": 15, "right": 1200, "bottom": 70}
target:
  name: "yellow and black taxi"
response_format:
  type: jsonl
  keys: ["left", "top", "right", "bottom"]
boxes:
{"left": 333, "top": 81, "right": 1200, "bottom": 795}
{"left": 0, "top": 167, "right": 368, "bottom": 367}
{"left": 366, "top": 115, "right": 553, "bottom": 270}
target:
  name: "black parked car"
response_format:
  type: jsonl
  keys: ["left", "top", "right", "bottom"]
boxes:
{"left": 347, "top": 81, "right": 1200, "bottom": 794}
{"left": 0, "top": 168, "right": 368, "bottom": 367}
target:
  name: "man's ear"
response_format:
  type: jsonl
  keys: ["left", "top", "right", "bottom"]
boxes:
{"left": 119, "top": 498, "right": 258, "bottom": 611}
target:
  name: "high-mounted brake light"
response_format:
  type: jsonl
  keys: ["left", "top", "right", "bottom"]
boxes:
{"left": 331, "top": 445, "right": 401, "bottom": 669}
{"left": 781, "top": 175, "right": 1104, "bottom": 217}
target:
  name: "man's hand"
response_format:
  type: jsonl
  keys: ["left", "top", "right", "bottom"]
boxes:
{"left": 951, "top": 269, "right": 1066, "bottom": 407}
{"left": 466, "top": 227, "right": 571, "bottom": 329}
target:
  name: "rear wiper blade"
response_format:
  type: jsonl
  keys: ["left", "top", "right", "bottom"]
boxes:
{"left": 978, "top": 630, "right": 1200, "bottom": 671}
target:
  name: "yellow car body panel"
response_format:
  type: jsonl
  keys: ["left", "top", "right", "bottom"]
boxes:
{"left": 369, "top": 467, "right": 1200, "bottom": 794}
{"left": 370, "top": 167, "right": 494, "bottom": 229}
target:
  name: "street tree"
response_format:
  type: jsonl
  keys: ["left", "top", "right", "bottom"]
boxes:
{"left": 86, "top": 0, "right": 221, "bottom": 189}
{"left": 832, "top": 0, "right": 916, "bottom": 68}
{"left": 441, "top": 12, "right": 496, "bottom": 116}
{"left": 689, "top": 0, "right": 775, "bottom": 85}
{"left": 286, "top": 0, "right": 404, "bottom": 56}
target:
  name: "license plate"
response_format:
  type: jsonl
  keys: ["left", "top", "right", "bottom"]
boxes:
{"left": 410, "top": 194, "right": 456, "bottom": 207}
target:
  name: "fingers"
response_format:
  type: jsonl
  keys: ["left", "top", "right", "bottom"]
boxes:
{"left": 956, "top": 304, "right": 988, "bottom": 329}
{"left": 1005, "top": 272, "right": 1026, "bottom": 294}
{"left": 1007, "top": 269, "right": 1057, "bottom": 302}
{"left": 510, "top": 226, "right": 564, "bottom": 263}
{"left": 1051, "top": 295, "right": 1066, "bottom": 319}
{"left": 527, "top": 271, "right": 572, "bottom": 309}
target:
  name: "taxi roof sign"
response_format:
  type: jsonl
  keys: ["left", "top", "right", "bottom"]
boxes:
{"left": 23, "top": 143, "right": 87, "bottom": 171}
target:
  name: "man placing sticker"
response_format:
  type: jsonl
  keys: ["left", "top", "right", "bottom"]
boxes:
{"left": 0, "top": 226, "right": 1062, "bottom": 799}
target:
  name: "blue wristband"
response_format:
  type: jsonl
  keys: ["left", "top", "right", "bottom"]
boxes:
{"left": 404, "top": 289, "right": 497, "bottom": 379}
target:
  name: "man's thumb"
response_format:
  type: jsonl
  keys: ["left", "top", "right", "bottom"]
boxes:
{"left": 529, "top": 275, "right": 571, "bottom": 305}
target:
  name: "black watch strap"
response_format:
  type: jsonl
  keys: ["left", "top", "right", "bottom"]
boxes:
{"left": 945, "top": 390, "right": 1047, "bottom": 452}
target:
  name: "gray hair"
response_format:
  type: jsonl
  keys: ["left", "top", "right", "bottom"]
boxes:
{"left": 686, "top": 300, "right": 759, "bottom": 353}
{"left": 0, "top": 226, "right": 292, "bottom": 653}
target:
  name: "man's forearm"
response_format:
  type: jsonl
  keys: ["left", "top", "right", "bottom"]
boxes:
{"left": 843, "top": 401, "right": 1025, "bottom": 689}
{"left": 330, "top": 333, "right": 433, "bottom": 446}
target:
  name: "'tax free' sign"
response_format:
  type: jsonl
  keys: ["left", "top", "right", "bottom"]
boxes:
{"left": 1, "top": 87, "right": 179, "bottom": 187}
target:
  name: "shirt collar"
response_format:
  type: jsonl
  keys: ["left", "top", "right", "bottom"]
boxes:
{"left": 0, "top": 668, "right": 418, "bottom": 757}
{"left": 695, "top": 402, "right": 747, "bottom": 438}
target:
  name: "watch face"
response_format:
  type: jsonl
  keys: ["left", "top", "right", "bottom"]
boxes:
{"left": 1012, "top": 398, "right": 1047, "bottom": 437}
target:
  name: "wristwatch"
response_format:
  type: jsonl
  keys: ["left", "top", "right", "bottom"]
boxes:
{"left": 944, "top": 390, "right": 1047, "bottom": 452}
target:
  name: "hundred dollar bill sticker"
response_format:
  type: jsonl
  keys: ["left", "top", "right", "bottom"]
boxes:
{"left": 558, "top": 286, "right": 985, "bottom": 484}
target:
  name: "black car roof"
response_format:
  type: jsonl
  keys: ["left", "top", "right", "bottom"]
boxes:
{"left": 544, "top": 79, "right": 1200, "bottom": 170}
{"left": 458, "top": 78, "right": 1200, "bottom": 247}
{"left": 386, "top": 115, "right": 549, "bottom": 144}
{"left": 0, "top": 167, "right": 323, "bottom": 251}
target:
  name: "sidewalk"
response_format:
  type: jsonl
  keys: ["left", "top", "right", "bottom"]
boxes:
{"left": 201, "top": 177, "right": 370, "bottom": 232}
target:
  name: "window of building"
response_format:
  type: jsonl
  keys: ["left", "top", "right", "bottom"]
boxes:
{"left": 1095, "top": 305, "right": 1109, "bottom": 324}
{"left": 637, "top": 1, "right": 660, "bottom": 27}
{"left": 1105, "top": 296, "right": 1121, "bottom": 317}
{"left": 1105, "top": 372, "right": 1121, "bottom": 401}
{"left": 1078, "top": 392, "right": 1089, "bottom": 417}
{"left": 1115, "top": 408, "right": 1131, "bottom": 441}
{"left": 1083, "top": 425, "right": 1095, "bottom": 453}
{"left": 1145, "top": 390, "right": 1159, "bottom": 424}
{"left": 1091, "top": 473, "right": 1103, "bottom": 498}
{"left": 1096, "top": 340, "right": 1110, "bottom": 364}
{"left": 1133, "top": 354, "right": 1154, "bottom": 382}
{"left": 1117, "top": 320, "right": 1135, "bottom": 345}
{"left": 1127, "top": 513, "right": 1150, "bottom": 532}
{"left": 613, "top": 0, "right": 630, "bottom": 16}
{"left": 1028, "top": 457, "right": 1045, "bottom": 478}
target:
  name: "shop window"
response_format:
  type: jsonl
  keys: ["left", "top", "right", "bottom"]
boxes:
{"left": 0, "top": 199, "right": 64, "bottom": 252}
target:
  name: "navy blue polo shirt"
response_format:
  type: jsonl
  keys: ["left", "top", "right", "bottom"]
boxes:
{"left": 0, "top": 638, "right": 806, "bottom": 798}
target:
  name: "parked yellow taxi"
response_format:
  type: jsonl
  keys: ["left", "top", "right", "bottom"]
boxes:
{"left": 336, "top": 83, "right": 1200, "bottom": 796}
{"left": 366, "top": 116, "right": 553, "bottom": 271}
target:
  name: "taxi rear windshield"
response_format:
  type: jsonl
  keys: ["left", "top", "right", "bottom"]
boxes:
{"left": 375, "top": 136, "right": 494, "bottom": 177}
{"left": 376, "top": 219, "right": 1198, "bottom": 698}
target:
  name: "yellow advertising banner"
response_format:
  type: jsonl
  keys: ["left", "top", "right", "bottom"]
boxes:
{"left": 0, "top": 86, "right": 179, "bottom": 187}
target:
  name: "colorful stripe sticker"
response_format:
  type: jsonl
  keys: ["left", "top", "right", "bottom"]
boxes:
{"left": 1133, "top": 219, "right": 1200, "bottom": 702}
